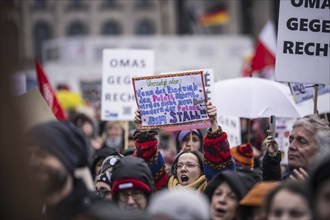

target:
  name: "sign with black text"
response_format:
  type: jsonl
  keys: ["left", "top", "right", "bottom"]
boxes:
{"left": 275, "top": 0, "right": 330, "bottom": 84}
{"left": 101, "top": 49, "right": 154, "bottom": 121}
{"left": 132, "top": 71, "right": 209, "bottom": 129}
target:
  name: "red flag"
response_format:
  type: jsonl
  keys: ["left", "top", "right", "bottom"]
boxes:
{"left": 243, "top": 21, "right": 276, "bottom": 79}
{"left": 35, "top": 59, "right": 66, "bottom": 120}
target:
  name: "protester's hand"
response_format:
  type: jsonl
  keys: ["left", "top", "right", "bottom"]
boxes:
{"left": 134, "top": 109, "right": 142, "bottom": 127}
{"left": 206, "top": 101, "right": 218, "bottom": 132}
{"left": 289, "top": 167, "right": 309, "bottom": 181}
{"left": 133, "top": 129, "right": 158, "bottom": 142}
{"left": 265, "top": 130, "right": 279, "bottom": 156}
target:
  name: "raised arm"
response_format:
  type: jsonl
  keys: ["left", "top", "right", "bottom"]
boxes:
{"left": 203, "top": 101, "right": 236, "bottom": 181}
{"left": 132, "top": 110, "right": 168, "bottom": 190}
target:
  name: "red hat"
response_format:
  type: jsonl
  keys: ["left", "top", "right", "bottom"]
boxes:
{"left": 230, "top": 144, "right": 254, "bottom": 169}
{"left": 112, "top": 177, "right": 151, "bottom": 197}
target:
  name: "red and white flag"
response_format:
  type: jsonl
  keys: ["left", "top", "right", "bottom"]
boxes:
{"left": 35, "top": 59, "right": 66, "bottom": 120}
{"left": 243, "top": 21, "right": 276, "bottom": 79}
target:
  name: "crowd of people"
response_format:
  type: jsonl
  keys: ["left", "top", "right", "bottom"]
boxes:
{"left": 22, "top": 101, "right": 330, "bottom": 220}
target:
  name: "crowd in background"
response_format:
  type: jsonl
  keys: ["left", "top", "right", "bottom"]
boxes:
{"left": 13, "top": 98, "right": 330, "bottom": 220}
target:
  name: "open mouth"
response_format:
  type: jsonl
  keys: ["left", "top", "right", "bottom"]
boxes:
{"left": 180, "top": 175, "right": 189, "bottom": 184}
{"left": 215, "top": 207, "right": 227, "bottom": 217}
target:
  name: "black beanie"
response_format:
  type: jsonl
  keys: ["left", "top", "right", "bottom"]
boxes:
{"left": 204, "top": 170, "right": 256, "bottom": 201}
{"left": 26, "top": 120, "right": 92, "bottom": 175}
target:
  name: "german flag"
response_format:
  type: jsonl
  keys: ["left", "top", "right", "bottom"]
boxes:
{"left": 199, "top": 8, "right": 229, "bottom": 26}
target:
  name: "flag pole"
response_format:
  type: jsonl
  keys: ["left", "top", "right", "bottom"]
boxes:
{"left": 313, "top": 84, "right": 319, "bottom": 114}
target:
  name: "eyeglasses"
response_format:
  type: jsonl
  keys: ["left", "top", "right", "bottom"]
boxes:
{"left": 117, "top": 190, "right": 145, "bottom": 202}
{"left": 96, "top": 189, "right": 111, "bottom": 198}
{"left": 174, "top": 162, "right": 199, "bottom": 170}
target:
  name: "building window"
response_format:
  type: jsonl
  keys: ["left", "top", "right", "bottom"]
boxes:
{"left": 67, "top": 21, "right": 87, "bottom": 36}
{"left": 33, "top": 22, "right": 52, "bottom": 60}
{"left": 135, "top": 19, "right": 155, "bottom": 35}
{"left": 34, "top": 0, "right": 47, "bottom": 9}
{"left": 135, "top": 0, "right": 153, "bottom": 8}
{"left": 102, "top": 0, "right": 118, "bottom": 8}
{"left": 67, "top": 0, "right": 86, "bottom": 10}
{"left": 101, "top": 20, "right": 122, "bottom": 35}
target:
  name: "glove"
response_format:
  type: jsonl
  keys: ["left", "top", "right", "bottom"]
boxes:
{"left": 133, "top": 130, "right": 158, "bottom": 142}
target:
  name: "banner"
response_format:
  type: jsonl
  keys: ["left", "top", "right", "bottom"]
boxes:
{"left": 275, "top": 0, "right": 330, "bottom": 84}
{"left": 132, "top": 71, "right": 209, "bottom": 130}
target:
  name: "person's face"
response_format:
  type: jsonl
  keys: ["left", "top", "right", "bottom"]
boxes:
{"left": 210, "top": 182, "right": 239, "bottom": 220}
{"left": 107, "top": 123, "right": 123, "bottom": 139}
{"left": 180, "top": 133, "right": 201, "bottom": 153}
{"left": 288, "top": 126, "right": 318, "bottom": 168}
{"left": 117, "top": 189, "right": 147, "bottom": 212}
{"left": 95, "top": 158, "right": 105, "bottom": 176}
{"left": 315, "top": 179, "right": 330, "bottom": 220}
{"left": 29, "top": 148, "right": 72, "bottom": 205}
{"left": 176, "top": 153, "right": 202, "bottom": 186}
{"left": 268, "top": 189, "right": 311, "bottom": 220}
{"left": 82, "top": 122, "right": 94, "bottom": 138}
{"left": 95, "top": 182, "right": 112, "bottom": 201}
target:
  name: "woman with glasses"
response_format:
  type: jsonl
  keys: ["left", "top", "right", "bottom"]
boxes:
{"left": 133, "top": 101, "right": 236, "bottom": 191}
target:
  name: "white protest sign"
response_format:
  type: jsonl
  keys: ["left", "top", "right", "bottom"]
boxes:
{"left": 275, "top": 0, "right": 330, "bottom": 84}
{"left": 203, "top": 69, "right": 215, "bottom": 102}
{"left": 101, "top": 49, "right": 154, "bottom": 121}
{"left": 132, "top": 71, "right": 209, "bottom": 130}
{"left": 275, "top": 117, "right": 296, "bottom": 165}
{"left": 218, "top": 115, "right": 241, "bottom": 147}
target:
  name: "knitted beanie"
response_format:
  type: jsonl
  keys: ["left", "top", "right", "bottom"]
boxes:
{"left": 111, "top": 156, "right": 154, "bottom": 201}
{"left": 231, "top": 144, "right": 254, "bottom": 169}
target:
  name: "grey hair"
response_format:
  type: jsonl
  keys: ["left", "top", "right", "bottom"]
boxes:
{"left": 292, "top": 114, "right": 330, "bottom": 162}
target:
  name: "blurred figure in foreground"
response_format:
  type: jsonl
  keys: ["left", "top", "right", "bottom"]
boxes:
{"left": 26, "top": 120, "right": 107, "bottom": 219}
{"left": 263, "top": 181, "right": 311, "bottom": 220}
{"left": 148, "top": 188, "right": 210, "bottom": 220}
{"left": 309, "top": 153, "right": 330, "bottom": 220}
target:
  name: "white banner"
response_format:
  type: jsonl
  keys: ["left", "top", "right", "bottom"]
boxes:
{"left": 101, "top": 49, "right": 155, "bottom": 120}
{"left": 275, "top": 0, "right": 330, "bottom": 84}
{"left": 218, "top": 115, "right": 241, "bottom": 147}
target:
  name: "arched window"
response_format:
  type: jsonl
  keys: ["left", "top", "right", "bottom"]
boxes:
{"left": 33, "top": 21, "right": 52, "bottom": 59}
{"left": 67, "top": 21, "right": 87, "bottom": 36}
{"left": 135, "top": 19, "right": 155, "bottom": 35}
{"left": 101, "top": 20, "right": 122, "bottom": 35}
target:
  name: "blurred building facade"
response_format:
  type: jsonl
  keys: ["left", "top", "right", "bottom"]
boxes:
{"left": 1, "top": 0, "right": 278, "bottom": 72}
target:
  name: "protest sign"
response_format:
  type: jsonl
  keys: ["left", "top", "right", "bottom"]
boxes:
{"left": 218, "top": 115, "right": 241, "bottom": 147}
{"left": 133, "top": 71, "right": 209, "bottom": 129}
{"left": 289, "top": 82, "right": 330, "bottom": 104}
{"left": 80, "top": 79, "right": 102, "bottom": 105}
{"left": 275, "top": 0, "right": 330, "bottom": 84}
{"left": 101, "top": 49, "right": 154, "bottom": 121}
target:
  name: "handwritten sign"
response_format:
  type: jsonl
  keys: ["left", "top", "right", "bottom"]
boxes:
{"left": 132, "top": 71, "right": 209, "bottom": 129}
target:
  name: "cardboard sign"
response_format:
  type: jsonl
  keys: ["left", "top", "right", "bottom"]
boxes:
{"left": 101, "top": 49, "right": 155, "bottom": 121}
{"left": 132, "top": 71, "right": 209, "bottom": 129}
{"left": 80, "top": 79, "right": 102, "bottom": 105}
{"left": 275, "top": 0, "right": 330, "bottom": 84}
{"left": 13, "top": 88, "right": 56, "bottom": 132}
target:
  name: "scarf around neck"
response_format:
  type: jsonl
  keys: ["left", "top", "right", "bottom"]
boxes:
{"left": 168, "top": 175, "right": 207, "bottom": 192}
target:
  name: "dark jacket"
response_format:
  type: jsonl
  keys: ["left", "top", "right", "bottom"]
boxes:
{"left": 262, "top": 150, "right": 282, "bottom": 181}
